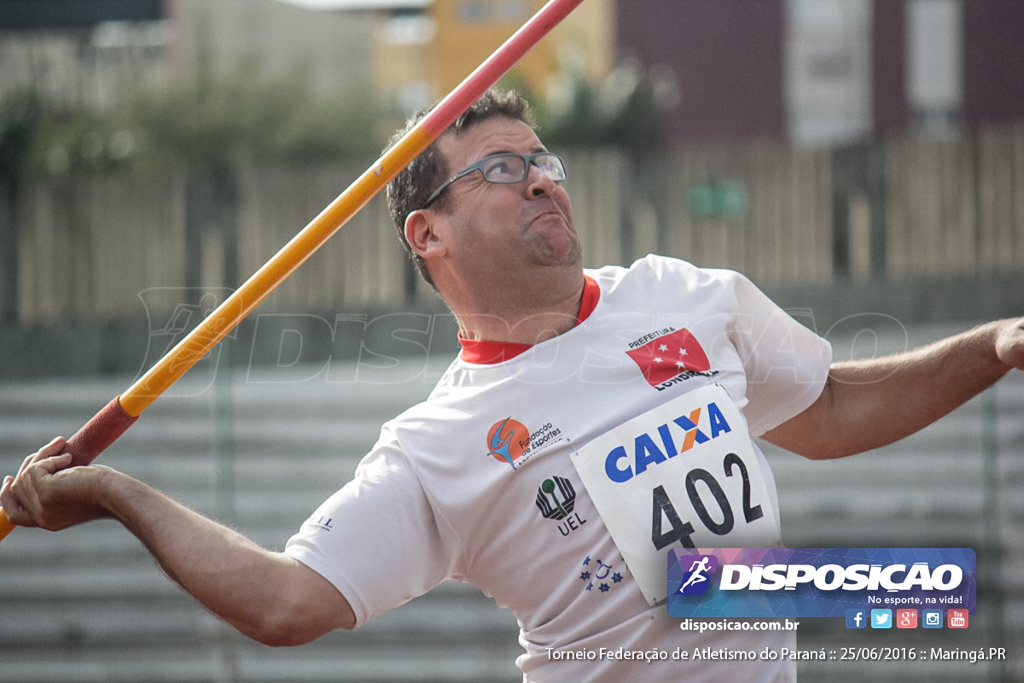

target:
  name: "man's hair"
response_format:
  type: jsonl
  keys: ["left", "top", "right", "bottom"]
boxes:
{"left": 385, "top": 89, "right": 536, "bottom": 288}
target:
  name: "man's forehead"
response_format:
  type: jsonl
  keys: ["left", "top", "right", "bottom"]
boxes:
{"left": 438, "top": 117, "right": 543, "bottom": 166}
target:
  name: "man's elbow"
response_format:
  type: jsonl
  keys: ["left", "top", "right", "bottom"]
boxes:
{"left": 248, "top": 624, "right": 323, "bottom": 648}
{"left": 762, "top": 379, "right": 858, "bottom": 461}
{"left": 795, "top": 443, "right": 847, "bottom": 461}
{"left": 244, "top": 608, "right": 355, "bottom": 648}
{"left": 233, "top": 568, "right": 358, "bottom": 646}
{"left": 773, "top": 436, "right": 845, "bottom": 461}
{"left": 761, "top": 420, "right": 845, "bottom": 461}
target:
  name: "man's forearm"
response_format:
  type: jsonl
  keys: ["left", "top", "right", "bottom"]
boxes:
{"left": 2, "top": 443, "right": 354, "bottom": 644}
{"left": 96, "top": 470, "right": 355, "bottom": 643}
{"left": 826, "top": 321, "right": 1009, "bottom": 455}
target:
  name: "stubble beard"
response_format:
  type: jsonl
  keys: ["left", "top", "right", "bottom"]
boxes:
{"left": 523, "top": 211, "right": 582, "bottom": 269}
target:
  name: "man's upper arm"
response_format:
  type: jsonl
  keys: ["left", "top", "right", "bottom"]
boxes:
{"left": 760, "top": 374, "right": 835, "bottom": 460}
{"left": 261, "top": 554, "right": 358, "bottom": 645}
{"left": 760, "top": 364, "right": 912, "bottom": 460}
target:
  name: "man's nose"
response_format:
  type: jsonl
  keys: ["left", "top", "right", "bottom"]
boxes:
{"left": 524, "top": 162, "right": 557, "bottom": 197}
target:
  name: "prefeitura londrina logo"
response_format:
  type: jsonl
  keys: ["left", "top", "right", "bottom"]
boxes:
{"left": 667, "top": 548, "right": 976, "bottom": 619}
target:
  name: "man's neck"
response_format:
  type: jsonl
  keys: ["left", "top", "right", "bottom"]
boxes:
{"left": 453, "top": 272, "right": 586, "bottom": 346}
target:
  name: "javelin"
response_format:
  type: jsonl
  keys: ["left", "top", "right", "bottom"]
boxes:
{"left": 0, "top": 0, "right": 585, "bottom": 543}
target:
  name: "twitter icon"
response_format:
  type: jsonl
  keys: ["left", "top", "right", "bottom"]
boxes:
{"left": 870, "top": 609, "right": 893, "bottom": 629}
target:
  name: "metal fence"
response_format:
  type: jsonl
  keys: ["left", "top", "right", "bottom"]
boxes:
{"left": 3, "top": 126, "right": 1022, "bottom": 331}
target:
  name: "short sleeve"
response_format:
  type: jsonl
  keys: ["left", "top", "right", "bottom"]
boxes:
{"left": 283, "top": 437, "right": 455, "bottom": 627}
{"left": 725, "top": 271, "right": 832, "bottom": 436}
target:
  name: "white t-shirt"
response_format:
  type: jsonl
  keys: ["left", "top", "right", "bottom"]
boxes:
{"left": 285, "top": 254, "right": 832, "bottom": 682}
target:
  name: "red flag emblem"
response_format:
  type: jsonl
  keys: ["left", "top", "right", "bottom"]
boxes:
{"left": 626, "top": 328, "right": 710, "bottom": 386}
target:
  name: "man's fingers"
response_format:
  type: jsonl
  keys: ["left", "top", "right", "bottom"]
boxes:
{"left": 1, "top": 474, "right": 29, "bottom": 524}
{"left": 4, "top": 438, "right": 74, "bottom": 527}
{"left": 39, "top": 436, "right": 67, "bottom": 459}
{"left": 35, "top": 452, "right": 74, "bottom": 475}
{"left": 1, "top": 475, "right": 15, "bottom": 504}
{"left": 16, "top": 436, "right": 68, "bottom": 476}
{"left": 996, "top": 319, "right": 1024, "bottom": 370}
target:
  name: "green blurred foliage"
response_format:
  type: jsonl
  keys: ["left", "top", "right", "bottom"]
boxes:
{"left": 535, "top": 60, "right": 667, "bottom": 153}
{"left": 4, "top": 54, "right": 668, "bottom": 181}
{"left": 0, "top": 91, "right": 41, "bottom": 179}
{"left": 123, "top": 61, "right": 398, "bottom": 171}
{"left": 26, "top": 109, "right": 135, "bottom": 178}
{"left": 5, "top": 61, "right": 402, "bottom": 181}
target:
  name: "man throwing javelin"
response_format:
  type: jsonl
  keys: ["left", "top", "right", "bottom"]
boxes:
{"left": 4, "top": 90, "right": 1024, "bottom": 682}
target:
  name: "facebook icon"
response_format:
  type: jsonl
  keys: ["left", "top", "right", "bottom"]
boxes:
{"left": 845, "top": 609, "right": 867, "bottom": 629}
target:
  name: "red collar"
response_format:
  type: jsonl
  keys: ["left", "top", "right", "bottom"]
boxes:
{"left": 458, "top": 275, "right": 600, "bottom": 364}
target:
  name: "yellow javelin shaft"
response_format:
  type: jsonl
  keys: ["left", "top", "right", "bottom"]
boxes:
{"left": 120, "top": 127, "right": 433, "bottom": 416}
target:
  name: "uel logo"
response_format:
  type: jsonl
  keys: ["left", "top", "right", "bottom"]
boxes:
{"left": 536, "top": 476, "right": 587, "bottom": 536}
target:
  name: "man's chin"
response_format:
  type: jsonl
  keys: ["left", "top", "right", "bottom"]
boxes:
{"left": 532, "top": 240, "right": 582, "bottom": 269}
{"left": 527, "top": 218, "right": 581, "bottom": 264}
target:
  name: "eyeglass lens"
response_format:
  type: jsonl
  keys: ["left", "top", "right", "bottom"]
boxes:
{"left": 482, "top": 154, "right": 566, "bottom": 183}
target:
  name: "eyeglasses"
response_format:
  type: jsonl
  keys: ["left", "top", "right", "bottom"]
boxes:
{"left": 421, "top": 152, "right": 567, "bottom": 208}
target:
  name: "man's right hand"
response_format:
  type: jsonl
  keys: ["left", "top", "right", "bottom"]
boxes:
{"left": 2, "top": 435, "right": 357, "bottom": 642}
{"left": 1, "top": 436, "right": 112, "bottom": 531}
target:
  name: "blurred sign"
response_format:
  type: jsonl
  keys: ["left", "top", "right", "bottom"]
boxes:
{"left": 0, "top": 0, "right": 163, "bottom": 30}
{"left": 687, "top": 180, "right": 747, "bottom": 220}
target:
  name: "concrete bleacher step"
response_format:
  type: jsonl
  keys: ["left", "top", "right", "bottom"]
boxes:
{"left": 0, "top": 363, "right": 522, "bottom": 682}
{"left": 2, "top": 349, "right": 1022, "bottom": 681}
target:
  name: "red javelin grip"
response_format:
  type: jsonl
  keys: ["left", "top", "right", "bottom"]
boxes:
{"left": 62, "top": 396, "right": 139, "bottom": 467}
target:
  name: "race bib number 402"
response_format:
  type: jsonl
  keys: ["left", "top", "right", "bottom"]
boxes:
{"left": 571, "top": 384, "right": 781, "bottom": 605}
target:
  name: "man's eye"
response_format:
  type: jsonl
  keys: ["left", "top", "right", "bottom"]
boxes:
{"left": 486, "top": 158, "right": 518, "bottom": 178}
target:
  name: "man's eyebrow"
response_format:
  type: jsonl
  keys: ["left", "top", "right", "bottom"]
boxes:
{"left": 479, "top": 144, "right": 549, "bottom": 157}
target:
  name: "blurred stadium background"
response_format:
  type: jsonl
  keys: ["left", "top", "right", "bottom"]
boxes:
{"left": 1, "top": 0, "right": 1022, "bottom": 681}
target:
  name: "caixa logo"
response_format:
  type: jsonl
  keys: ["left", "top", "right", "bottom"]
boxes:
{"left": 604, "top": 400, "right": 732, "bottom": 483}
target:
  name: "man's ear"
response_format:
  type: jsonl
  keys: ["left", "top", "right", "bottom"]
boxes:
{"left": 404, "top": 209, "right": 445, "bottom": 259}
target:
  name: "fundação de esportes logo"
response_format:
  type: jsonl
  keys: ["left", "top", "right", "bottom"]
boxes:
{"left": 485, "top": 417, "right": 564, "bottom": 471}
{"left": 667, "top": 548, "right": 976, "bottom": 620}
